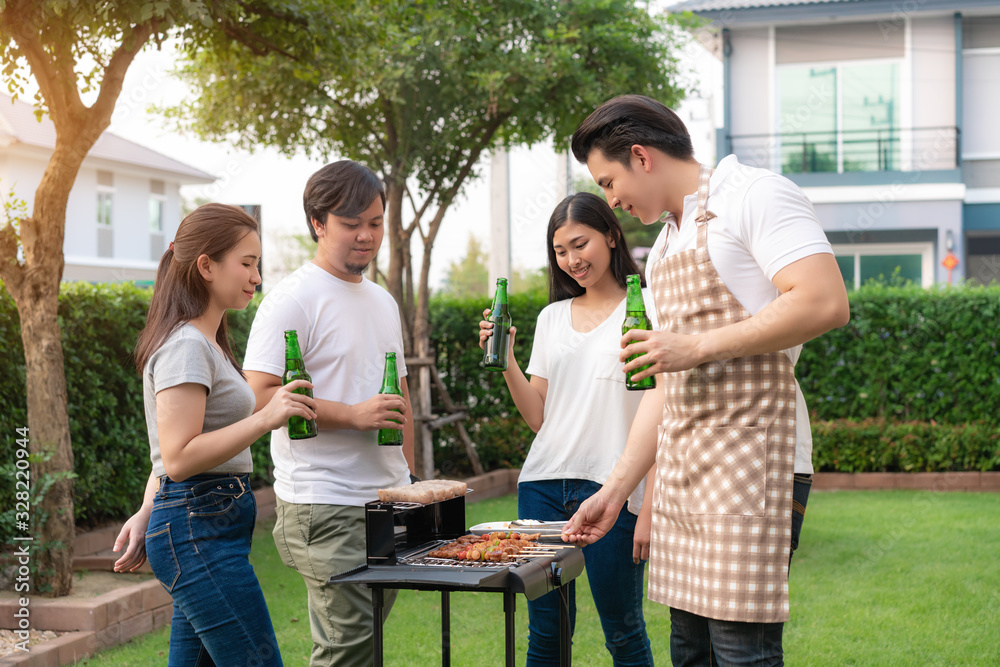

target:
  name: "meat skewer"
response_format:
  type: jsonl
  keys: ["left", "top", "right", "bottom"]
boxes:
{"left": 427, "top": 531, "right": 542, "bottom": 562}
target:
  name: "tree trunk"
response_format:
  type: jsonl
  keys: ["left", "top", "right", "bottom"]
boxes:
{"left": 414, "top": 233, "right": 435, "bottom": 368}
{"left": 20, "top": 288, "right": 75, "bottom": 596}
{"left": 9, "top": 140, "right": 85, "bottom": 597}
{"left": 0, "top": 87, "right": 120, "bottom": 594}
{"left": 383, "top": 177, "right": 429, "bottom": 471}
{"left": 383, "top": 179, "right": 411, "bottom": 348}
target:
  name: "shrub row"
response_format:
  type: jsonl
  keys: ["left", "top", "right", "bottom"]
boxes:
{"left": 0, "top": 284, "right": 268, "bottom": 545}
{"left": 432, "top": 282, "right": 1000, "bottom": 427}
{"left": 812, "top": 419, "right": 1000, "bottom": 473}
{"left": 797, "top": 282, "right": 1000, "bottom": 423}
{"left": 429, "top": 283, "right": 1000, "bottom": 474}
{"left": 0, "top": 282, "right": 997, "bottom": 544}
{"left": 432, "top": 418, "right": 1000, "bottom": 478}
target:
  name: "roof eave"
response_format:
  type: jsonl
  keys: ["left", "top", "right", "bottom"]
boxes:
{"left": 82, "top": 153, "right": 217, "bottom": 184}
{"left": 683, "top": 0, "right": 1000, "bottom": 26}
{"left": 3, "top": 141, "right": 217, "bottom": 185}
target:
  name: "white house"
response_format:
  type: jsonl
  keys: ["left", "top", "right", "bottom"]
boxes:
{"left": 0, "top": 93, "right": 215, "bottom": 285}
{"left": 669, "top": 0, "right": 1000, "bottom": 287}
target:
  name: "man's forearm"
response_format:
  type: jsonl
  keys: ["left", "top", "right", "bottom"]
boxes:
{"left": 316, "top": 399, "right": 359, "bottom": 430}
{"left": 698, "top": 278, "right": 849, "bottom": 363}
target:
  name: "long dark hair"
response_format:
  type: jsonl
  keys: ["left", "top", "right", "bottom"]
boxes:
{"left": 135, "top": 203, "right": 260, "bottom": 376}
{"left": 546, "top": 192, "right": 645, "bottom": 303}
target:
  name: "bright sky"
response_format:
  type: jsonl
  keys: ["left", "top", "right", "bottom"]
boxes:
{"left": 104, "top": 33, "right": 718, "bottom": 291}
{"left": 101, "top": 42, "right": 562, "bottom": 290}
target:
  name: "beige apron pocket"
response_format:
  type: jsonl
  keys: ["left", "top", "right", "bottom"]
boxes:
{"left": 684, "top": 425, "right": 767, "bottom": 517}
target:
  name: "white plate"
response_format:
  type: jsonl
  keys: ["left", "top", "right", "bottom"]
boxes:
{"left": 469, "top": 520, "right": 566, "bottom": 537}
{"left": 468, "top": 521, "right": 513, "bottom": 535}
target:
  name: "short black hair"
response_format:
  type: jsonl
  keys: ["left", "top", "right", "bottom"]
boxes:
{"left": 546, "top": 192, "right": 646, "bottom": 303}
{"left": 303, "top": 160, "right": 386, "bottom": 242}
{"left": 571, "top": 95, "right": 694, "bottom": 167}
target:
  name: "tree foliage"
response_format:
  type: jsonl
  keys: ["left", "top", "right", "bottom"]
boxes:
{"left": 439, "top": 235, "right": 549, "bottom": 299}
{"left": 440, "top": 235, "right": 489, "bottom": 299}
{"left": 167, "top": 0, "right": 693, "bottom": 321}
{"left": 0, "top": 0, "right": 340, "bottom": 595}
{"left": 166, "top": 0, "right": 694, "bottom": 473}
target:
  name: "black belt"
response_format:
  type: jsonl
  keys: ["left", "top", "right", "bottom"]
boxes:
{"left": 181, "top": 474, "right": 250, "bottom": 499}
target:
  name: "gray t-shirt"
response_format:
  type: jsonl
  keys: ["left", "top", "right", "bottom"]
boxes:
{"left": 144, "top": 323, "right": 254, "bottom": 477}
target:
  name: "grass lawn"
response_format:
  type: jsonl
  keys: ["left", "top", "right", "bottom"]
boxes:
{"left": 81, "top": 490, "right": 1000, "bottom": 666}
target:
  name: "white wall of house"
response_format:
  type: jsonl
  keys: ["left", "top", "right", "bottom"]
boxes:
{"left": 911, "top": 17, "right": 956, "bottom": 132}
{"left": 1, "top": 145, "right": 191, "bottom": 283}
{"left": 719, "top": 14, "right": 971, "bottom": 286}
{"left": 729, "top": 28, "right": 771, "bottom": 140}
{"left": 962, "top": 18, "right": 1000, "bottom": 196}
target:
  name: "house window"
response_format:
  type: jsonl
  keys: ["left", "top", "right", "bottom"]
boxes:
{"left": 149, "top": 198, "right": 166, "bottom": 260}
{"left": 778, "top": 61, "right": 901, "bottom": 173}
{"left": 96, "top": 171, "right": 115, "bottom": 258}
{"left": 832, "top": 243, "right": 933, "bottom": 289}
{"left": 149, "top": 180, "right": 166, "bottom": 260}
{"left": 97, "top": 191, "right": 114, "bottom": 226}
{"left": 149, "top": 197, "right": 164, "bottom": 232}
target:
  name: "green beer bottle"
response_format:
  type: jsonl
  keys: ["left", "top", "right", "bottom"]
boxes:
{"left": 483, "top": 277, "right": 511, "bottom": 372}
{"left": 283, "top": 330, "right": 318, "bottom": 439}
{"left": 377, "top": 352, "right": 404, "bottom": 446}
{"left": 622, "top": 274, "right": 654, "bottom": 391}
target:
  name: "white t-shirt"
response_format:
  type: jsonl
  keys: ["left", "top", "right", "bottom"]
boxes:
{"left": 243, "top": 262, "right": 411, "bottom": 506}
{"left": 644, "top": 155, "right": 832, "bottom": 474}
{"left": 521, "top": 291, "right": 656, "bottom": 515}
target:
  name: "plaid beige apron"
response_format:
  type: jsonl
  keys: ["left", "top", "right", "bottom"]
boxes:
{"left": 646, "top": 165, "right": 797, "bottom": 623}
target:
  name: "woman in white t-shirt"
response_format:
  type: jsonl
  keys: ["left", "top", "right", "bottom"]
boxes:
{"left": 111, "top": 204, "right": 316, "bottom": 666}
{"left": 478, "top": 192, "right": 655, "bottom": 666}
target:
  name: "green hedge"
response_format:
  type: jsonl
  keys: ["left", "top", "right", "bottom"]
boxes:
{"left": 428, "top": 284, "right": 1000, "bottom": 476}
{"left": 812, "top": 420, "right": 1000, "bottom": 473}
{"left": 797, "top": 282, "right": 1000, "bottom": 424}
{"left": 428, "top": 291, "right": 546, "bottom": 477}
{"left": 0, "top": 284, "right": 269, "bottom": 546}
{"left": 1, "top": 281, "right": 998, "bottom": 545}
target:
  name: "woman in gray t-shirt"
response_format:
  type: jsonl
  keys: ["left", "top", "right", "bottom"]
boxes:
{"left": 112, "top": 204, "right": 315, "bottom": 666}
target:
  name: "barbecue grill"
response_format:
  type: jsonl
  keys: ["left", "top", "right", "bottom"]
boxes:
{"left": 330, "top": 495, "right": 584, "bottom": 666}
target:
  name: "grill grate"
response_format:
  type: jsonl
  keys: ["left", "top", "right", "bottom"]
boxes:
{"left": 396, "top": 539, "right": 537, "bottom": 568}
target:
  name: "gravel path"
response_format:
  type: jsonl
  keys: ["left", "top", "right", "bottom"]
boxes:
{"left": 0, "top": 628, "right": 63, "bottom": 658}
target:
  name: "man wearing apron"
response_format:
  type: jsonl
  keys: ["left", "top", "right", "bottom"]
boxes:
{"left": 562, "top": 95, "right": 850, "bottom": 666}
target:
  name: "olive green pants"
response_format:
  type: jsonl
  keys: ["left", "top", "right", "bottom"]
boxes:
{"left": 273, "top": 498, "right": 396, "bottom": 667}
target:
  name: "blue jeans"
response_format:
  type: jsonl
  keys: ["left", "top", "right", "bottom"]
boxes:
{"left": 145, "top": 474, "right": 282, "bottom": 667}
{"left": 518, "top": 479, "right": 654, "bottom": 667}
{"left": 668, "top": 474, "right": 813, "bottom": 667}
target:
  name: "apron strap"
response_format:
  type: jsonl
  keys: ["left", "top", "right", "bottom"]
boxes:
{"left": 694, "top": 163, "right": 716, "bottom": 225}
{"left": 654, "top": 163, "right": 717, "bottom": 263}
{"left": 694, "top": 164, "right": 715, "bottom": 270}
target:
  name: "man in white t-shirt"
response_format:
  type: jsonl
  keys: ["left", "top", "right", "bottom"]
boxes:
{"left": 561, "top": 95, "right": 850, "bottom": 666}
{"left": 243, "top": 160, "right": 414, "bottom": 667}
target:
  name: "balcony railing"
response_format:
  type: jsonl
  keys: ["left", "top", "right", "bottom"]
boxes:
{"left": 728, "top": 127, "right": 960, "bottom": 174}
